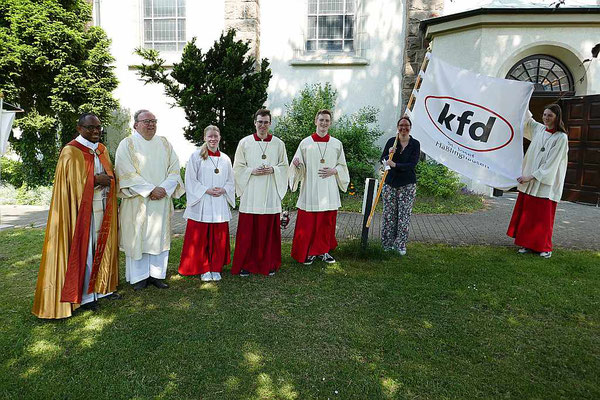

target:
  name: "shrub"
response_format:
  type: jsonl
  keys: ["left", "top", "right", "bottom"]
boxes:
{"left": 172, "top": 167, "right": 187, "bottom": 210}
{"left": 14, "top": 185, "right": 53, "bottom": 206}
{"left": 104, "top": 107, "right": 132, "bottom": 162}
{"left": 416, "top": 159, "right": 461, "bottom": 198}
{"left": 275, "top": 83, "right": 336, "bottom": 162}
{"left": 0, "top": 157, "right": 25, "bottom": 188}
{"left": 330, "top": 107, "right": 383, "bottom": 190}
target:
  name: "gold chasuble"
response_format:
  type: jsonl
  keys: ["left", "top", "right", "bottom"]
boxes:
{"left": 32, "top": 141, "right": 119, "bottom": 319}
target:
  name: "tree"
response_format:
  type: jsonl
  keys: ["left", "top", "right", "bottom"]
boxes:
{"left": 0, "top": 0, "right": 119, "bottom": 186}
{"left": 275, "top": 83, "right": 337, "bottom": 162}
{"left": 134, "top": 29, "right": 272, "bottom": 155}
{"left": 275, "top": 83, "right": 383, "bottom": 190}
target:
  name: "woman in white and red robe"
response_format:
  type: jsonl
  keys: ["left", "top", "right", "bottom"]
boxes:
{"left": 178, "top": 125, "right": 235, "bottom": 281}
{"left": 507, "top": 104, "right": 569, "bottom": 259}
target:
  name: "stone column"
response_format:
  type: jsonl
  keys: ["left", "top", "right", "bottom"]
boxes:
{"left": 401, "top": 0, "right": 444, "bottom": 113}
{"left": 224, "top": 0, "right": 261, "bottom": 62}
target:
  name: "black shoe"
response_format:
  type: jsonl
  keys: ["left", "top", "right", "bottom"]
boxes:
{"left": 320, "top": 253, "right": 336, "bottom": 264}
{"left": 303, "top": 256, "right": 316, "bottom": 265}
{"left": 239, "top": 270, "right": 250, "bottom": 277}
{"left": 80, "top": 301, "right": 98, "bottom": 311}
{"left": 133, "top": 279, "right": 148, "bottom": 291}
{"left": 268, "top": 270, "right": 276, "bottom": 276}
{"left": 104, "top": 293, "right": 123, "bottom": 300}
{"left": 148, "top": 277, "right": 169, "bottom": 289}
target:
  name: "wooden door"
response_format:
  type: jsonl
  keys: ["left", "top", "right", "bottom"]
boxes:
{"left": 560, "top": 95, "right": 600, "bottom": 205}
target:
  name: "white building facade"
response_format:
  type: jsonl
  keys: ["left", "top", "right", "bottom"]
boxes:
{"left": 93, "top": 0, "right": 600, "bottom": 201}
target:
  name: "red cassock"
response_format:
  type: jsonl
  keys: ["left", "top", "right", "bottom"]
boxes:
{"left": 178, "top": 220, "right": 231, "bottom": 275}
{"left": 291, "top": 209, "right": 338, "bottom": 263}
{"left": 507, "top": 192, "right": 557, "bottom": 252}
{"left": 231, "top": 212, "right": 281, "bottom": 275}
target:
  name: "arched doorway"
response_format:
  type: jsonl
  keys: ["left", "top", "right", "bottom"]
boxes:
{"left": 506, "top": 54, "right": 599, "bottom": 204}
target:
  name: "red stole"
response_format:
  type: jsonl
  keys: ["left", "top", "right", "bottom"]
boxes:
{"left": 311, "top": 133, "right": 330, "bottom": 142}
{"left": 60, "top": 140, "right": 116, "bottom": 303}
{"left": 253, "top": 133, "right": 273, "bottom": 142}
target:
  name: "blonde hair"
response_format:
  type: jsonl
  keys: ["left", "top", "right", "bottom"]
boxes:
{"left": 200, "top": 125, "right": 220, "bottom": 160}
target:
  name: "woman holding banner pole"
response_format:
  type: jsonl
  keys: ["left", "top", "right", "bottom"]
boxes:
{"left": 380, "top": 116, "right": 420, "bottom": 256}
{"left": 507, "top": 104, "right": 569, "bottom": 259}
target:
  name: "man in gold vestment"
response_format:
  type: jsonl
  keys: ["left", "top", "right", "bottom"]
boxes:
{"left": 32, "top": 113, "right": 120, "bottom": 319}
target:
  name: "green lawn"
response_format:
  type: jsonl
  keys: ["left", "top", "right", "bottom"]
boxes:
{"left": 1, "top": 229, "right": 599, "bottom": 399}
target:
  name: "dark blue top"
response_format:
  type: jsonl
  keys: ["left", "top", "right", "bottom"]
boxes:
{"left": 380, "top": 136, "right": 420, "bottom": 188}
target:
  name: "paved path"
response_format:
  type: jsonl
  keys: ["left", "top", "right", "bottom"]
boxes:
{"left": 2, "top": 193, "right": 599, "bottom": 249}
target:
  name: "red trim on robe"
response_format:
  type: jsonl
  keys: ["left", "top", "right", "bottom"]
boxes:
{"left": 179, "top": 220, "right": 230, "bottom": 275}
{"left": 507, "top": 192, "right": 557, "bottom": 252}
{"left": 231, "top": 212, "right": 281, "bottom": 275}
{"left": 311, "top": 133, "right": 330, "bottom": 142}
{"left": 291, "top": 209, "right": 338, "bottom": 263}
{"left": 545, "top": 128, "right": 557, "bottom": 134}
{"left": 60, "top": 140, "right": 116, "bottom": 303}
{"left": 87, "top": 145, "right": 116, "bottom": 294}
{"left": 253, "top": 133, "right": 273, "bottom": 142}
{"left": 208, "top": 149, "right": 221, "bottom": 157}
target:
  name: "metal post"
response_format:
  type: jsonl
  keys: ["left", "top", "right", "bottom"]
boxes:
{"left": 361, "top": 178, "right": 377, "bottom": 249}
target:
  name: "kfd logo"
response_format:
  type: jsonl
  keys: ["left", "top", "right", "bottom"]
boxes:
{"left": 425, "top": 96, "right": 514, "bottom": 152}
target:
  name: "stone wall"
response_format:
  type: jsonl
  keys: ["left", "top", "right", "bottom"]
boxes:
{"left": 401, "top": 0, "right": 444, "bottom": 113}
{"left": 224, "top": 0, "right": 261, "bottom": 62}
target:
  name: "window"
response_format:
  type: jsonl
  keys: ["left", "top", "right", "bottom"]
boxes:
{"left": 306, "top": 0, "right": 355, "bottom": 52}
{"left": 506, "top": 55, "right": 574, "bottom": 96}
{"left": 143, "top": 0, "right": 186, "bottom": 51}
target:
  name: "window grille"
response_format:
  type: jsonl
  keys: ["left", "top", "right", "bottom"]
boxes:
{"left": 506, "top": 54, "right": 574, "bottom": 96}
{"left": 143, "top": 0, "right": 186, "bottom": 52}
{"left": 306, "top": 0, "right": 355, "bottom": 52}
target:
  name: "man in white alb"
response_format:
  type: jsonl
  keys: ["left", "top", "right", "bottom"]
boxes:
{"left": 231, "top": 109, "right": 288, "bottom": 276}
{"left": 289, "top": 109, "right": 349, "bottom": 265}
{"left": 115, "top": 109, "right": 185, "bottom": 290}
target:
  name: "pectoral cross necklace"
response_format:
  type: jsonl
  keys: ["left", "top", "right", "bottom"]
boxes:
{"left": 208, "top": 154, "right": 220, "bottom": 174}
{"left": 258, "top": 140, "right": 269, "bottom": 160}
{"left": 317, "top": 142, "right": 328, "bottom": 164}
{"left": 540, "top": 131, "right": 551, "bottom": 152}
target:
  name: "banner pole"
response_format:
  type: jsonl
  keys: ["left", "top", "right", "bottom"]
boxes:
{"left": 366, "top": 50, "right": 431, "bottom": 228}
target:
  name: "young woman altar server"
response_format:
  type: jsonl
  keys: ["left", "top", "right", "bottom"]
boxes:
{"left": 178, "top": 125, "right": 235, "bottom": 281}
{"left": 507, "top": 104, "right": 569, "bottom": 259}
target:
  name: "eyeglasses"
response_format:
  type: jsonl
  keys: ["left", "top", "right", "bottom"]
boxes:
{"left": 81, "top": 125, "right": 103, "bottom": 131}
{"left": 138, "top": 119, "right": 158, "bottom": 124}
{"left": 255, "top": 121, "right": 270, "bottom": 125}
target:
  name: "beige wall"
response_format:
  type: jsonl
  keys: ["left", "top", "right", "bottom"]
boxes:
{"left": 260, "top": 0, "right": 407, "bottom": 143}
{"left": 431, "top": 26, "right": 598, "bottom": 96}
{"left": 96, "top": 0, "right": 225, "bottom": 164}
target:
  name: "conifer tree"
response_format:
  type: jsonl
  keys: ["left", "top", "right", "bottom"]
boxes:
{"left": 135, "top": 29, "right": 272, "bottom": 154}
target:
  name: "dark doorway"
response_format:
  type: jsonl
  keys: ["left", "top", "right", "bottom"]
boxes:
{"left": 559, "top": 95, "right": 600, "bottom": 205}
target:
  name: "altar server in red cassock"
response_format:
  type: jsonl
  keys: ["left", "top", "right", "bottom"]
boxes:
{"left": 178, "top": 125, "right": 235, "bottom": 281}
{"left": 289, "top": 109, "right": 350, "bottom": 265}
{"left": 231, "top": 109, "right": 288, "bottom": 276}
{"left": 507, "top": 104, "right": 569, "bottom": 259}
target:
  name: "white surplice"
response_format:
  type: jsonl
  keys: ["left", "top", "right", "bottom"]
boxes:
{"left": 233, "top": 134, "right": 288, "bottom": 214}
{"left": 518, "top": 114, "right": 569, "bottom": 203}
{"left": 115, "top": 131, "right": 185, "bottom": 283}
{"left": 288, "top": 135, "right": 350, "bottom": 211}
{"left": 184, "top": 150, "right": 235, "bottom": 222}
{"left": 74, "top": 135, "right": 113, "bottom": 304}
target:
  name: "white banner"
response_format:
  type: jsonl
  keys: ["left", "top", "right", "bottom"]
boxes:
{"left": 410, "top": 54, "right": 534, "bottom": 189}
{"left": 1, "top": 111, "right": 16, "bottom": 156}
